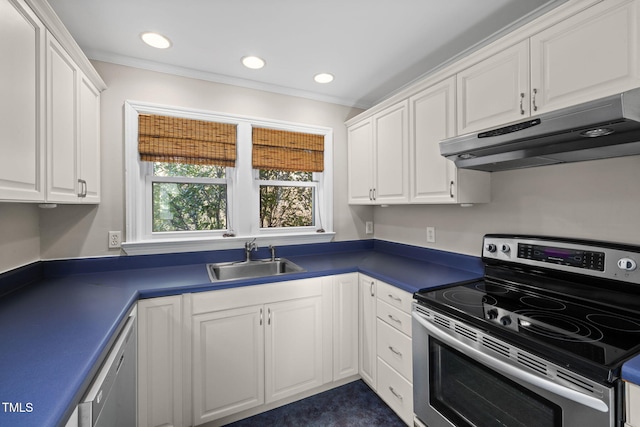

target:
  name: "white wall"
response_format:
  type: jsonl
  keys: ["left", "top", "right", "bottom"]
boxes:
{"left": 0, "top": 204, "right": 40, "bottom": 272}
{"left": 38, "top": 61, "right": 367, "bottom": 260}
{"left": 373, "top": 154, "right": 640, "bottom": 257}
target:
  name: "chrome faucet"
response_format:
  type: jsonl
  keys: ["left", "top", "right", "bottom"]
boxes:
{"left": 244, "top": 238, "right": 257, "bottom": 262}
{"left": 269, "top": 245, "right": 276, "bottom": 261}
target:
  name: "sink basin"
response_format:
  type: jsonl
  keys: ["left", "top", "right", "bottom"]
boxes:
{"left": 206, "top": 258, "right": 306, "bottom": 282}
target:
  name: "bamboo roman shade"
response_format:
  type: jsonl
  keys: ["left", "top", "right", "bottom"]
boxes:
{"left": 252, "top": 127, "right": 324, "bottom": 172}
{"left": 138, "top": 114, "right": 237, "bottom": 166}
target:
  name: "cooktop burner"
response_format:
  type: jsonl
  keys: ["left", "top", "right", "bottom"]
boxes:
{"left": 414, "top": 234, "right": 640, "bottom": 382}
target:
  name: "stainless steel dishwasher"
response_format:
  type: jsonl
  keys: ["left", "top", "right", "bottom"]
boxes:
{"left": 79, "top": 307, "right": 137, "bottom": 427}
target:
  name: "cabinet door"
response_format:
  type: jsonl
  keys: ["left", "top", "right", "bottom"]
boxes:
{"left": 138, "top": 296, "right": 183, "bottom": 427}
{"left": 359, "top": 275, "right": 377, "bottom": 389}
{"left": 0, "top": 0, "right": 45, "bottom": 201}
{"left": 530, "top": 0, "right": 640, "bottom": 115}
{"left": 265, "top": 296, "right": 324, "bottom": 403}
{"left": 374, "top": 101, "right": 409, "bottom": 203}
{"left": 347, "top": 118, "right": 374, "bottom": 204}
{"left": 457, "top": 40, "right": 530, "bottom": 134}
{"left": 192, "top": 305, "right": 264, "bottom": 424}
{"left": 333, "top": 273, "right": 359, "bottom": 381}
{"left": 409, "top": 77, "right": 457, "bottom": 203}
{"left": 78, "top": 73, "right": 100, "bottom": 203}
{"left": 46, "top": 33, "right": 79, "bottom": 203}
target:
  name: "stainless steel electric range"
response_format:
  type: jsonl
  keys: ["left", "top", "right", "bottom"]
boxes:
{"left": 412, "top": 234, "right": 640, "bottom": 427}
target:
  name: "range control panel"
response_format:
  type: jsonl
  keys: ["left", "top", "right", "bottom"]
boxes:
{"left": 482, "top": 235, "right": 640, "bottom": 285}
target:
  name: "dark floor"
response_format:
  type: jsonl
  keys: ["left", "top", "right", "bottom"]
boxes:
{"left": 224, "top": 380, "right": 406, "bottom": 427}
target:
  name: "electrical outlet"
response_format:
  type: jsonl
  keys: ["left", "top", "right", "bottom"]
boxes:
{"left": 108, "top": 231, "right": 122, "bottom": 249}
{"left": 426, "top": 226, "right": 436, "bottom": 243}
{"left": 365, "top": 221, "right": 374, "bottom": 234}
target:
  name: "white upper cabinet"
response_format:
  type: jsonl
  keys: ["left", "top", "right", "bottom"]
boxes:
{"left": 457, "top": 0, "right": 640, "bottom": 135}
{"left": 456, "top": 40, "right": 530, "bottom": 135}
{"left": 347, "top": 101, "right": 409, "bottom": 205}
{"left": 374, "top": 101, "right": 409, "bottom": 204}
{"left": 0, "top": 0, "right": 45, "bottom": 202}
{"left": 530, "top": 0, "right": 640, "bottom": 114}
{"left": 347, "top": 118, "right": 374, "bottom": 204}
{"left": 410, "top": 77, "right": 490, "bottom": 204}
{"left": 0, "top": 0, "right": 104, "bottom": 204}
{"left": 46, "top": 33, "right": 78, "bottom": 202}
{"left": 46, "top": 33, "right": 101, "bottom": 204}
{"left": 78, "top": 74, "right": 101, "bottom": 203}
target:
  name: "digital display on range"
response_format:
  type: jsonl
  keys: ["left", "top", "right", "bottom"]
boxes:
{"left": 518, "top": 243, "right": 605, "bottom": 271}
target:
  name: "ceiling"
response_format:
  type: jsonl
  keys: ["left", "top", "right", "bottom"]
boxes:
{"left": 48, "top": 0, "right": 566, "bottom": 109}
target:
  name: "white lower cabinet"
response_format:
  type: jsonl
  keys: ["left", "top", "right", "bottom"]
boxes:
{"left": 192, "top": 305, "right": 265, "bottom": 423}
{"left": 332, "top": 273, "right": 359, "bottom": 381}
{"left": 189, "top": 278, "right": 330, "bottom": 425}
{"left": 137, "top": 274, "right": 413, "bottom": 427}
{"left": 626, "top": 381, "right": 640, "bottom": 427}
{"left": 359, "top": 274, "right": 377, "bottom": 389}
{"left": 138, "top": 295, "right": 184, "bottom": 427}
{"left": 375, "top": 280, "right": 414, "bottom": 426}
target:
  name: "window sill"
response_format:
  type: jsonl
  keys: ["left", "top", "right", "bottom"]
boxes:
{"left": 121, "top": 231, "right": 336, "bottom": 256}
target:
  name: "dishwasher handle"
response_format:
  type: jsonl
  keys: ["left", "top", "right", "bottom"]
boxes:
{"left": 79, "top": 311, "right": 136, "bottom": 426}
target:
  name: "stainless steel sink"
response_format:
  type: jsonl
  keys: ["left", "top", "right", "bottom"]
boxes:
{"left": 206, "top": 258, "right": 305, "bottom": 282}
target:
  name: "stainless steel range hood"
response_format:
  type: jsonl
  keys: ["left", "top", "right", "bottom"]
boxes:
{"left": 439, "top": 88, "right": 640, "bottom": 172}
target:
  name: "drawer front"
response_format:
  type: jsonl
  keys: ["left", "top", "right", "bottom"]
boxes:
{"left": 376, "top": 319, "right": 412, "bottom": 380}
{"left": 376, "top": 281, "right": 412, "bottom": 313}
{"left": 377, "top": 299, "right": 412, "bottom": 337}
{"left": 377, "top": 357, "right": 413, "bottom": 426}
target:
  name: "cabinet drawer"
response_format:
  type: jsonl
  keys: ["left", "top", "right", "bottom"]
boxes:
{"left": 377, "top": 358, "right": 413, "bottom": 426}
{"left": 376, "top": 281, "right": 412, "bottom": 313}
{"left": 377, "top": 299, "right": 412, "bottom": 337}
{"left": 376, "top": 319, "right": 412, "bottom": 381}
{"left": 626, "top": 381, "right": 640, "bottom": 426}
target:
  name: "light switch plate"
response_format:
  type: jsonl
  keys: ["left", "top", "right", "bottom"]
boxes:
{"left": 426, "top": 227, "right": 436, "bottom": 243}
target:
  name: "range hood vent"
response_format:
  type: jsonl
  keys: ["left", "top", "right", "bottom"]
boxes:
{"left": 439, "top": 88, "right": 640, "bottom": 172}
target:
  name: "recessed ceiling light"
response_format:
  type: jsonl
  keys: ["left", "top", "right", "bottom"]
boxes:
{"left": 141, "top": 32, "right": 171, "bottom": 49}
{"left": 242, "top": 56, "right": 266, "bottom": 69}
{"left": 314, "top": 73, "right": 334, "bottom": 84}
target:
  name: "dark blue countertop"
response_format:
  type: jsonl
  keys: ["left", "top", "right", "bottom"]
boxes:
{"left": 3, "top": 238, "right": 637, "bottom": 426}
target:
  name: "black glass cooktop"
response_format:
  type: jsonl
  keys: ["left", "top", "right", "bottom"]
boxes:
{"left": 415, "top": 277, "right": 640, "bottom": 369}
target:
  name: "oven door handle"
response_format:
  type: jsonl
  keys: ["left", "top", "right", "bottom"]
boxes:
{"left": 412, "top": 312, "right": 609, "bottom": 413}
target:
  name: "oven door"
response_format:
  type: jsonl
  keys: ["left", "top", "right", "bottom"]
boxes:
{"left": 412, "top": 304, "right": 615, "bottom": 427}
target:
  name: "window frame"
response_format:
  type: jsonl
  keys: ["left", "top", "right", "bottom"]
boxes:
{"left": 123, "top": 100, "right": 334, "bottom": 255}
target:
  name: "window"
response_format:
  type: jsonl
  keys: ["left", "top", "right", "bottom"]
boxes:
{"left": 124, "top": 101, "right": 334, "bottom": 255}
{"left": 257, "top": 170, "right": 316, "bottom": 228}
{"left": 151, "top": 163, "right": 228, "bottom": 233}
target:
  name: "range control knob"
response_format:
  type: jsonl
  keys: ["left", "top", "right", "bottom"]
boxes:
{"left": 485, "top": 243, "right": 497, "bottom": 253}
{"left": 500, "top": 244, "right": 511, "bottom": 253}
{"left": 486, "top": 309, "right": 499, "bottom": 320}
{"left": 500, "top": 316, "right": 512, "bottom": 326}
{"left": 618, "top": 258, "right": 637, "bottom": 271}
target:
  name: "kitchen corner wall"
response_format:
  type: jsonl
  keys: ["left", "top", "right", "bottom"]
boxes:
{"left": 36, "top": 61, "right": 367, "bottom": 261}
{"left": 373, "top": 155, "right": 640, "bottom": 257}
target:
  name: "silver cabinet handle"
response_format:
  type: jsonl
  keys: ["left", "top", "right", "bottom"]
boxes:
{"left": 369, "top": 189, "right": 372, "bottom": 201}
{"left": 77, "top": 179, "right": 87, "bottom": 198}
{"left": 372, "top": 188, "right": 376, "bottom": 201}
{"left": 532, "top": 88, "right": 538, "bottom": 112}
{"left": 449, "top": 180, "right": 454, "bottom": 198}
{"left": 260, "top": 308, "right": 263, "bottom": 326}
{"left": 519, "top": 92, "right": 525, "bottom": 115}
{"left": 388, "top": 314, "right": 401, "bottom": 324}
{"left": 389, "top": 386, "right": 403, "bottom": 401}
{"left": 370, "top": 281, "right": 375, "bottom": 297}
{"left": 412, "top": 311, "right": 609, "bottom": 412}
{"left": 388, "top": 294, "right": 401, "bottom": 302}
{"left": 268, "top": 308, "right": 272, "bottom": 325}
{"left": 388, "top": 346, "right": 402, "bottom": 357}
